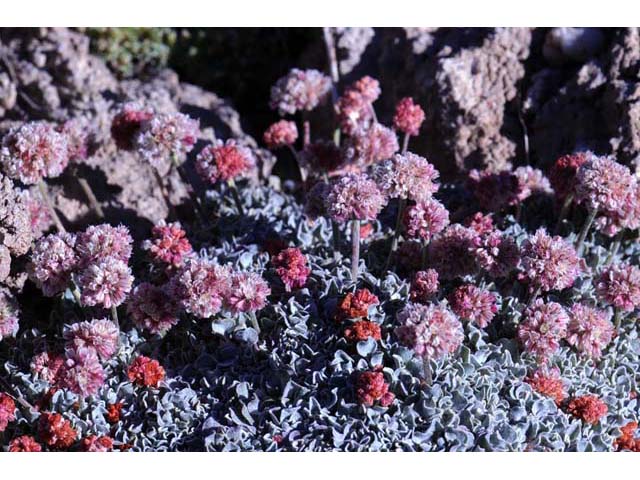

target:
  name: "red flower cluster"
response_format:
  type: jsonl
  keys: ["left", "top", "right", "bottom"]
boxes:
{"left": 344, "top": 320, "right": 382, "bottom": 342}
{"left": 393, "top": 97, "right": 425, "bottom": 136}
{"left": 566, "top": 395, "right": 608, "bottom": 424}
{"left": 105, "top": 402, "right": 123, "bottom": 424}
{"left": 355, "top": 370, "right": 394, "bottom": 407}
{"left": 8, "top": 435, "right": 42, "bottom": 452}
{"left": 0, "top": 392, "right": 16, "bottom": 431}
{"left": 144, "top": 221, "right": 193, "bottom": 269}
{"left": 38, "top": 412, "right": 77, "bottom": 449}
{"left": 127, "top": 356, "right": 166, "bottom": 388}
{"left": 335, "top": 288, "right": 379, "bottom": 321}
{"left": 525, "top": 368, "right": 566, "bottom": 405}
{"left": 615, "top": 422, "right": 640, "bottom": 452}
{"left": 271, "top": 247, "right": 310, "bottom": 292}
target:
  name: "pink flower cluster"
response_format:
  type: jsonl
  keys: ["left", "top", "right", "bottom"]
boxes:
{"left": 263, "top": 120, "right": 298, "bottom": 149}
{"left": 395, "top": 302, "right": 463, "bottom": 360}
{"left": 327, "top": 173, "right": 386, "bottom": 223}
{"left": 355, "top": 370, "right": 394, "bottom": 407}
{"left": 111, "top": 101, "right": 154, "bottom": 151}
{"left": 525, "top": 367, "right": 566, "bottom": 405}
{"left": 375, "top": 152, "right": 439, "bottom": 202}
{"left": 270, "top": 68, "right": 332, "bottom": 116}
{"left": 596, "top": 262, "right": 640, "bottom": 312}
{"left": 127, "top": 282, "right": 180, "bottom": 335}
{"left": 518, "top": 299, "right": 569, "bottom": 361}
{"left": 403, "top": 198, "right": 450, "bottom": 242}
{"left": 393, "top": 97, "right": 425, "bottom": 136}
{"left": 336, "top": 76, "right": 380, "bottom": 135}
{"left": 135, "top": 112, "right": 199, "bottom": 169}
{"left": 0, "top": 121, "right": 69, "bottom": 185}
{"left": 0, "top": 288, "right": 20, "bottom": 341}
{"left": 343, "top": 123, "right": 398, "bottom": 167}
{"left": 449, "top": 284, "right": 498, "bottom": 329}
{"left": 566, "top": 304, "right": 614, "bottom": 359}
{"left": 519, "top": 229, "right": 582, "bottom": 293}
{"left": 428, "top": 224, "right": 480, "bottom": 280}
{"left": 409, "top": 269, "right": 439, "bottom": 303}
{"left": 566, "top": 395, "right": 608, "bottom": 424}
{"left": 27, "top": 232, "right": 78, "bottom": 296}
{"left": 0, "top": 392, "right": 16, "bottom": 432}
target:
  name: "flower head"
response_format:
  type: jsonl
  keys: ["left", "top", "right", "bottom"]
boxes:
{"left": 615, "top": 422, "right": 640, "bottom": 452}
{"left": 174, "top": 258, "right": 232, "bottom": 318}
{"left": 566, "top": 395, "right": 608, "bottom": 424}
{"left": 106, "top": 402, "right": 123, "bottom": 424}
{"left": 335, "top": 288, "right": 379, "bottom": 321}
{"left": 8, "top": 435, "right": 42, "bottom": 452}
{"left": 58, "top": 118, "right": 90, "bottom": 163}
{"left": 30, "top": 351, "right": 65, "bottom": 384}
{"left": 395, "top": 302, "right": 463, "bottom": 360}
{"left": 343, "top": 123, "right": 398, "bottom": 167}
{"left": 525, "top": 367, "right": 566, "bottom": 405}
{"left": 127, "top": 282, "right": 179, "bottom": 335}
{"left": 225, "top": 271, "right": 271, "bottom": 313}
{"left": 78, "top": 257, "right": 133, "bottom": 309}
{"left": 567, "top": 304, "right": 614, "bottom": 359}
{"left": 0, "top": 288, "right": 19, "bottom": 341}
{"left": 464, "top": 212, "right": 495, "bottom": 236}
{"left": 474, "top": 231, "right": 520, "bottom": 279}
{"left": 1, "top": 121, "right": 69, "bottom": 184}
{"left": 449, "top": 285, "right": 498, "bottom": 329}
{"left": 196, "top": 139, "right": 255, "bottom": 184}
{"left": 142, "top": 220, "right": 192, "bottom": 269}
{"left": 374, "top": 152, "right": 439, "bottom": 202}
{"left": 337, "top": 89, "right": 373, "bottom": 136}
{"left": 409, "top": 269, "right": 439, "bottom": 303}
{"left": 351, "top": 76, "right": 381, "bottom": 103}
{"left": 81, "top": 435, "right": 114, "bottom": 452}
{"left": 0, "top": 392, "right": 16, "bottom": 432}
{"left": 393, "top": 97, "right": 425, "bottom": 136}
{"left": 269, "top": 68, "right": 332, "bottom": 115}
{"left": 518, "top": 299, "right": 569, "bottom": 361}
{"left": 596, "top": 262, "right": 640, "bottom": 311}
{"left": 344, "top": 320, "right": 382, "bottom": 342}
{"left": 63, "top": 318, "right": 119, "bottom": 361}
{"left": 519, "top": 229, "right": 582, "bottom": 293}
{"left": 127, "top": 356, "right": 165, "bottom": 388}
{"left": 327, "top": 173, "right": 386, "bottom": 223}
{"left": 263, "top": 120, "right": 298, "bottom": 149}
{"left": 38, "top": 412, "right": 77, "bottom": 449}
{"left": 514, "top": 166, "right": 553, "bottom": 201}
{"left": 271, "top": 247, "right": 310, "bottom": 292}
{"left": 57, "top": 347, "right": 106, "bottom": 397}
{"left": 575, "top": 155, "right": 635, "bottom": 214}
{"left": 355, "top": 370, "right": 394, "bottom": 407}
{"left": 111, "top": 101, "right": 154, "bottom": 151}
{"left": 304, "top": 180, "right": 331, "bottom": 220}
{"left": 549, "top": 152, "right": 589, "bottom": 201}
{"left": 427, "top": 225, "right": 480, "bottom": 280}
{"left": 77, "top": 224, "right": 133, "bottom": 266}
{"left": 135, "top": 112, "right": 199, "bottom": 169}
{"left": 19, "top": 188, "right": 52, "bottom": 239}
{"left": 403, "top": 198, "right": 450, "bottom": 242}
{"left": 28, "top": 232, "right": 78, "bottom": 296}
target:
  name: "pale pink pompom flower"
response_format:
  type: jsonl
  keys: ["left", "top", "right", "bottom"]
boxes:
{"left": 269, "top": 68, "right": 332, "bottom": 116}
{"left": 174, "top": 258, "right": 232, "bottom": 319}
{"left": 327, "top": 173, "right": 386, "bottom": 223}
{"left": 127, "top": 282, "right": 180, "bottom": 335}
{"left": 225, "top": 272, "right": 271, "bottom": 313}
{"left": 63, "top": 318, "right": 119, "bottom": 361}
{"left": 135, "top": 112, "right": 199, "bottom": 169}
{"left": 596, "top": 262, "right": 640, "bottom": 312}
{"left": 374, "top": 152, "right": 439, "bottom": 202}
{"left": 575, "top": 155, "right": 635, "bottom": 215}
{"left": 449, "top": 284, "right": 498, "bottom": 329}
{"left": 518, "top": 299, "right": 569, "bottom": 362}
{"left": 395, "top": 302, "right": 463, "bottom": 360}
{"left": 567, "top": 304, "right": 614, "bottom": 359}
{"left": 78, "top": 258, "right": 133, "bottom": 309}
{"left": 403, "top": 198, "right": 450, "bottom": 242}
{"left": 76, "top": 224, "right": 133, "bottom": 267}
{"left": 0, "top": 288, "right": 19, "bottom": 341}
{"left": 57, "top": 347, "right": 106, "bottom": 397}
{"left": 28, "top": 232, "right": 78, "bottom": 296}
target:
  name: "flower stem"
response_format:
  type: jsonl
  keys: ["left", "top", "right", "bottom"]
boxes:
{"left": 422, "top": 358, "right": 433, "bottom": 387}
{"left": 528, "top": 286, "right": 542, "bottom": 307}
{"left": 287, "top": 145, "right": 307, "bottom": 183}
{"left": 614, "top": 309, "right": 623, "bottom": 331}
{"left": 153, "top": 169, "right": 177, "bottom": 220}
{"left": 111, "top": 306, "right": 120, "bottom": 331}
{"left": 606, "top": 232, "right": 623, "bottom": 266}
{"left": 38, "top": 181, "right": 66, "bottom": 233}
{"left": 401, "top": 132, "right": 410, "bottom": 154}
{"left": 332, "top": 220, "right": 341, "bottom": 261}
{"left": 554, "top": 193, "right": 573, "bottom": 234}
{"left": 75, "top": 174, "right": 104, "bottom": 219}
{"left": 351, "top": 219, "right": 360, "bottom": 283}
{"left": 576, "top": 208, "right": 598, "bottom": 256}
{"left": 227, "top": 179, "right": 245, "bottom": 217}
{"left": 384, "top": 198, "right": 406, "bottom": 273}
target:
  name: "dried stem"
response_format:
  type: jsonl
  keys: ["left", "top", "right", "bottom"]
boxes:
{"left": 38, "top": 181, "right": 66, "bottom": 233}
{"left": 111, "top": 306, "right": 120, "bottom": 331}
{"left": 332, "top": 220, "right": 341, "bottom": 261}
{"left": 402, "top": 132, "right": 410, "bottom": 154}
{"left": 76, "top": 174, "right": 104, "bottom": 219}
{"left": 351, "top": 219, "right": 360, "bottom": 283}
